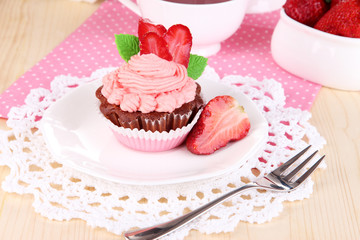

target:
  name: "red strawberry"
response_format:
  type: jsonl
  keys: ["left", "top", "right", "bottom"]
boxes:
{"left": 138, "top": 18, "right": 167, "bottom": 42}
{"left": 283, "top": 0, "right": 329, "bottom": 27}
{"left": 330, "top": 0, "right": 341, "bottom": 6}
{"left": 165, "top": 24, "right": 192, "bottom": 67}
{"left": 314, "top": 0, "right": 360, "bottom": 38}
{"left": 186, "top": 95, "right": 251, "bottom": 155}
{"left": 330, "top": 0, "right": 357, "bottom": 7}
{"left": 140, "top": 32, "right": 173, "bottom": 61}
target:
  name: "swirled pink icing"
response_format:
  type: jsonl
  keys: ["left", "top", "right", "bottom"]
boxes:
{"left": 101, "top": 54, "right": 197, "bottom": 113}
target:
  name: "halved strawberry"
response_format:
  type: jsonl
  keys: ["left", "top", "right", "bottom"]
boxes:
{"left": 138, "top": 18, "right": 167, "bottom": 42}
{"left": 140, "top": 32, "right": 173, "bottom": 61}
{"left": 165, "top": 24, "right": 192, "bottom": 67}
{"left": 186, "top": 95, "right": 251, "bottom": 155}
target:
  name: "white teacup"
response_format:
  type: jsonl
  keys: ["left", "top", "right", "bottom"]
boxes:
{"left": 119, "top": 0, "right": 285, "bottom": 57}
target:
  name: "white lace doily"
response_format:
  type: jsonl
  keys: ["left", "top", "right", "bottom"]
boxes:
{"left": 0, "top": 67, "right": 326, "bottom": 239}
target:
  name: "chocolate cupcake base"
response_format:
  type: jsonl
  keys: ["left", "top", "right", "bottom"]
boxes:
{"left": 96, "top": 83, "right": 204, "bottom": 133}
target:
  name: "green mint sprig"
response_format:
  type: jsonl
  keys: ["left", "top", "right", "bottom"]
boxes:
{"left": 187, "top": 54, "right": 208, "bottom": 80}
{"left": 115, "top": 34, "right": 140, "bottom": 62}
{"left": 114, "top": 34, "right": 207, "bottom": 79}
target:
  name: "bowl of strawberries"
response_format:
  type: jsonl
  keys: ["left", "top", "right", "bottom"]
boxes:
{"left": 271, "top": 0, "right": 360, "bottom": 91}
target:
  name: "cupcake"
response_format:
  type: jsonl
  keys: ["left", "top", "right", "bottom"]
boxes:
{"left": 96, "top": 19, "right": 208, "bottom": 152}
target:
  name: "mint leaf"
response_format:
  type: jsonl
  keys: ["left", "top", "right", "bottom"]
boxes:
{"left": 115, "top": 34, "right": 140, "bottom": 62}
{"left": 187, "top": 54, "right": 208, "bottom": 80}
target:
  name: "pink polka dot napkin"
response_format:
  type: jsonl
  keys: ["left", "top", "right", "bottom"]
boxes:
{"left": 0, "top": 0, "right": 321, "bottom": 119}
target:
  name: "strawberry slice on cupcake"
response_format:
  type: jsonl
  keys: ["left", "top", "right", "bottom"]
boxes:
{"left": 138, "top": 18, "right": 193, "bottom": 67}
{"left": 140, "top": 32, "right": 173, "bottom": 61}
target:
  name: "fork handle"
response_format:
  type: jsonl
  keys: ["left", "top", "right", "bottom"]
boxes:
{"left": 124, "top": 184, "right": 258, "bottom": 240}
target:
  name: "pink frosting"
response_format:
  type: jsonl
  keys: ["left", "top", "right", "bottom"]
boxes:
{"left": 101, "top": 54, "right": 197, "bottom": 113}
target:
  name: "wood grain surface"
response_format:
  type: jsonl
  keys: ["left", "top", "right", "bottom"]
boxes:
{"left": 1, "top": 0, "right": 359, "bottom": 239}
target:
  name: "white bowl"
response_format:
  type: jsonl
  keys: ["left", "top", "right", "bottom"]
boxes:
{"left": 271, "top": 9, "right": 360, "bottom": 91}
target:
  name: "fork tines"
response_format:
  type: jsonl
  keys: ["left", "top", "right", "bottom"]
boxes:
{"left": 275, "top": 145, "right": 325, "bottom": 183}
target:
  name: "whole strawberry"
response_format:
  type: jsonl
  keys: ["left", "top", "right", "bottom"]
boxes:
{"left": 186, "top": 95, "right": 250, "bottom": 155}
{"left": 283, "top": 0, "right": 329, "bottom": 27}
{"left": 329, "top": 0, "right": 357, "bottom": 7}
{"left": 330, "top": 0, "right": 341, "bottom": 6}
{"left": 314, "top": 0, "right": 360, "bottom": 38}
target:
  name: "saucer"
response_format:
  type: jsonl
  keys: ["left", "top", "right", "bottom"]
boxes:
{"left": 40, "top": 77, "right": 268, "bottom": 185}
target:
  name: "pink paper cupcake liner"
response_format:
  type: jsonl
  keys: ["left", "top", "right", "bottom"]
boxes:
{"left": 98, "top": 107, "right": 202, "bottom": 152}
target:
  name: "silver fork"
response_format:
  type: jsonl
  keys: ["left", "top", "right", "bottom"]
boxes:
{"left": 124, "top": 145, "right": 325, "bottom": 240}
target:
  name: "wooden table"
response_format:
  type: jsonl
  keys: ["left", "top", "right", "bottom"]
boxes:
{"left": 1, "top": 0, "right": 359, "bottom": 239}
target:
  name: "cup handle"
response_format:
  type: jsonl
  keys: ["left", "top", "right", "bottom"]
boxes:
{"left": 118, "top": 0, "right": 141, "bottom": 16}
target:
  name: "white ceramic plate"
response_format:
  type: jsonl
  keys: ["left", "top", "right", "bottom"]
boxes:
{"left": 40, "top": 78, "right": 268, "bottom": 185}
